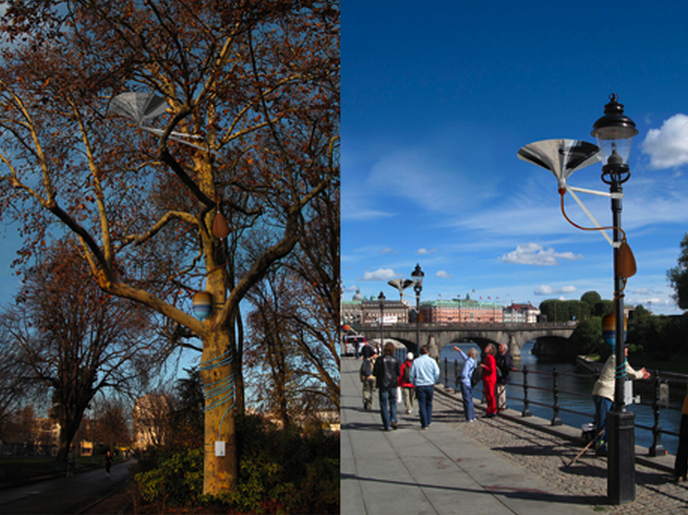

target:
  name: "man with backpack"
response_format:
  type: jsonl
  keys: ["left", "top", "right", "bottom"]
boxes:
{"left": 398, "top": 352, "right": 415, "bottom": 414}
{"left": 373, "top": 342, "right": 401, "bottom": 431}
{"left": 359, "top": 351, "right": 377, "bottom": 410}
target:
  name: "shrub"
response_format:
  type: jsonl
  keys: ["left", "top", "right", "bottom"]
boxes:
{"left": 132, "top": 413, "right": 340, "bottom": 513}
{"left": 133, "top": 447, "right": 203, "bottom": 507}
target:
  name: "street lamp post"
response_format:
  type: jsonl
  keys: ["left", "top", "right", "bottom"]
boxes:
{"left": 378, "top": 291, "right": 386, "bottom": 350}
{"left": 411, "top": 264, "right": 424, "bottom": 354}
{"left": 591, "top": 94, "right": 638, "bottom": 505}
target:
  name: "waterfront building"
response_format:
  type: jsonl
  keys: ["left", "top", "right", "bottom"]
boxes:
{"left": 420, "top": 298, "right": 504, "bottom": 323}
{"left": 341, "top": 290, "right": 409, "bottom": 328}
{"left": 503, "top": 303, "right": 540, "bottom": 323}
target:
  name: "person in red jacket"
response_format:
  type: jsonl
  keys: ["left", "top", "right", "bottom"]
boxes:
{"left": 481, "top": 343, "right": 498, "bottom": 418}
{"left": 398, "top": 352, "right": 415, "bottom": 414}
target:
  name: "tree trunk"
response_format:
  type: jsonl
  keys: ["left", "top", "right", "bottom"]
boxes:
{"left": 56, "top": 411, "right": 83, "bottom": 463}
{"left": 200, "top": 328, "right": 238, "bottom": 495}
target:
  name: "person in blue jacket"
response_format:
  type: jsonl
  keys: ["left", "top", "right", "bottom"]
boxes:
{"left": 453, "top": 346, "right": 479, "bottom": 422}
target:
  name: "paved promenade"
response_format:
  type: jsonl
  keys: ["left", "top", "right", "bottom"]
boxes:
{"left": 341, "top": 356, "right": 688, "bottom": 515}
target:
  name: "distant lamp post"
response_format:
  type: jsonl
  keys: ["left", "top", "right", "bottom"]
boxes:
{"left": 411, "top": 264, "right": 424, "bottom": 354}
{"left": 591, "top": 94, "right": 638, "bottom": 505}
{"left": 378, "top": 291, "right": 386, "bottom": 349}
{"left": 518, "top": 93, "right": 638, "bottom": 505}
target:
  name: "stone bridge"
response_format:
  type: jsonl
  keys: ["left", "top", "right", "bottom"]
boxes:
{"left": 358, "top": 322, "right": 578, "bottom": 360}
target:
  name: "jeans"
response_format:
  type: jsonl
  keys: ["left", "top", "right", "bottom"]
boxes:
{"left": 460, "top": 382, "right": 475, "bottom": 421}
{"left": 594, "top": 395, "right": 613, "bottom": 450}
{"left": 415, "top": 385, "right": 434, "bottom": 428}
{"left": 379, "top": 387, "right": 397, "bottom": 430}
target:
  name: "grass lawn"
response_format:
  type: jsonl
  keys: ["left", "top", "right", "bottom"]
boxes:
{"left": 0, "top": 455, "right": 108, "bottom": 487}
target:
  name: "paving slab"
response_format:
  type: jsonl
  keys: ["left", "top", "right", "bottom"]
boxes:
{"left": 341, "top": 356, "right": 598, "bottom": 515}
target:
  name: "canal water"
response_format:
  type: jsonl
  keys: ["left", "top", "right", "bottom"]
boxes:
{"left": 439, "top": 341, "right": 684, "bottom": 454}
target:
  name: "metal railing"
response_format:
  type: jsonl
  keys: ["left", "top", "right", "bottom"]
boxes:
{"left": 439, "top": 356, "right": 683, "bottom": 457}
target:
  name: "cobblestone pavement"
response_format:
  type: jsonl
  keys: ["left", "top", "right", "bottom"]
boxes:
{"left": 432, "top": 392, "right": 688, "bottom": 514}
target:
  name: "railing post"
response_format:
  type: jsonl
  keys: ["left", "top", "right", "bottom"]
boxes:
{"left": 521, "top": 365, "right": 532, "bottom": 417}
{"left": 454, "top": 359, "right": 459, "bottom": 391}
{"left": 551, "top": 366, "right": 562, "bottom": 426}
{"left": 649, "top": 369, "right": 667, "bottom": 457}
{"left": 444, "top": 356, "right": 449, "bottom": 388}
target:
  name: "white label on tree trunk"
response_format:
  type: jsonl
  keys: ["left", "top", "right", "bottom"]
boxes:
{"left": 215, "top": 441, "right": 225, "bottom": 457}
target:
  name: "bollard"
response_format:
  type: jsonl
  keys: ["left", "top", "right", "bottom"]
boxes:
{"left": 521, "top": 365, "right": 532, "bottom": 417}
{"left": 649, "top": 369, "right": 666, "bottom": 457}
{"left": 551, "top": 366, "right": 562, "bottom": 426}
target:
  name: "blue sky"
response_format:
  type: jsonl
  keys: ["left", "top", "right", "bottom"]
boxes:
{"left": 341, "top": 1, "right": 688, "bottom": 315}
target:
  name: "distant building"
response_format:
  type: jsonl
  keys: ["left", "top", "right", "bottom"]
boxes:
{"left": 133, "top": 394, "right": 172, "bottom": 451}
{"left": 341, "top": 290, "right": 409, "bottom": 328}
{"left": 503, "top": 303, "right": 540, "bottom": 324}
{"left": 341, "top": 298, "right": 362, "bottom": 327}
{"left": 420, "top": 299, "right": 503, "bottom": 323}
{"left": 343, "top": 292, "right": 542, "bottom": 327}
{"left": 360, "top": 298, "right": 409, "bottom": 325}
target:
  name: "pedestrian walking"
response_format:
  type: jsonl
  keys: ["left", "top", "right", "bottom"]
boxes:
{"left": 359, "top": 352, "right": 377, "bottom": 410}
{"left": 360, "top": 340, "right": 376, "bottom": 360}
{"left": 592, "top": 344, "right": 650, "bottom": 454}
{"left": 66, "top": 446, "right": 75, "bottom": 477}
{"left": 674, "top": 377, "right": 688, "bottom": 482}
{"left": 373, "top": 341, "right": 401, "bottom": 431}
{"left": 410, "top": 344, "right": 440, "bottom": 429}
{"left": 105, "top": 450, "right": 112, "bottom": 478}
{"left": 453, "top": 346, "right": 478, "bottom": 422}
{"left": 495, "top": 343, "right": 517, "bottom": 411}
{"left": 481, "top": 343, "right": 498, "bottom": 418}
{"left": 398, "top": 352, "right": 415, "bottom": 414}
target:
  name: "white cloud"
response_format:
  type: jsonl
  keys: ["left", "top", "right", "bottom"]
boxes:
{"left": 341, "top": 194, "right": 395, "bottom": 221}
{"left": 498, "top": 243, "right": 582, "bottom": 266}
{"left": 367, "top": 149, "right": 495, "bottom": 213}
{"left": 417, "top": 248, "right": 437, "bottom": 254}
{"left": 534, "top": 284, "right": 577, "bottom": 296}
{"left": 642, "top": 114, "right": 688, "bottom": 169}
{"left": 361, "top": 268, "right": 397, "bottom": 281}
{"left": 436, "top": 270, "right": 454, "bottom": 278}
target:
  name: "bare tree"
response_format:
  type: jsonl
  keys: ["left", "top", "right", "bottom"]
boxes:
{"left": 0, "top": 0, "right": 339, "bottom": 493}
{"left": 2, "top": 239, "right": 160, "bottom": 462}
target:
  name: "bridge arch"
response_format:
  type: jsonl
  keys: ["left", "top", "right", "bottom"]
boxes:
{"left": 358, "top": 322, "right": 577, "bottom": 360}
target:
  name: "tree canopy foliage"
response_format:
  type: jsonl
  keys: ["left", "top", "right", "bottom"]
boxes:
{"left": 0, "top": 0, "right": 339, "bottom": 494}
{"left": 668, "top": 232, "right": 688, "bottom": 311}
{"left": 0, "top": 239, "right": 159, "bottom": 461}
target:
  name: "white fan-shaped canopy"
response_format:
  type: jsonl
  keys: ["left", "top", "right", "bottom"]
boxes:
{"left": 110, "top": 92, "right": 167, "bottom": 126}
{"left": 517, "top": 139, "right": 600, "bottom": 189}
